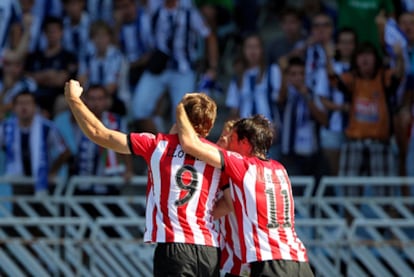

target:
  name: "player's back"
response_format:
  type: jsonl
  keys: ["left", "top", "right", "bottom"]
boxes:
{"left": 221, "top": 150, "right": 309, "bottom": 263}
{"left": 128, "top": 132, "right": 223, "bottom": 247}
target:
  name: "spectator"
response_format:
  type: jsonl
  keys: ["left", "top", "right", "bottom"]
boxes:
{"left": 399, "top": 12, "right": 414, "bottom": 183}
{"left": 0, "top": 91, "right": 70, "bottom": 195}
{"left": 380, "top": 11, "right": 414, "bottom": 179}
{"left": 0, "top": 51, "right": 37, "bottom": 120}
{"left": 278, "top": 57, "right": 327, "bottom": 185}
{"left": 225, "top": 33, "right": 282, "bottom": 158}
{"left": 20, "top": 0, "right": 46, "bottom": 54}
{"left": 78, "top": 20, "right": 127, "bottom": 115}
{"left": 113, "top": 0, "right": 153, "bottom": 87}
{"left": 32, "top": 0, "right": 62, "bottom": 19}
{"left": 226, "top": 34, "right": 281, "bottom": 120}
{"left": 131, "top": 0, "right": 218, "bottom": 134}
{"left": 0, "top": 0, "right": 21, "bottom": 55}
{"left": 86, "top": 0, "right": 114, "bottom": 25}
{"left": 319, "top": 28, "right": 357, "bottom": 175}
{"left": 301, "top": 0, "right": 337, "bottom": 33}
{"left": 338, "top": 0, "right": 395, "bottom": 53}
{"left": 56, "top": 85, "right": 132, "bottom": 195}
{"left": 304, "top": 13, "right": 334, "bottom": 94}
{"left": 62, "top": 0, "right": 92, "bottom": 61}
{"left": 332, "top": 42, "right": 405, "bottom": 184}
{"left": 25, "top": 16, "right": 78, "bottom": 119}
{"left": 194, "top": 0, "right": 234, "bottom": 33}
{"left": 401, "top": 0, "right": 414, "bottom": 12}
{"left": 267, "top": 7, "right": 306, "bottom": 65}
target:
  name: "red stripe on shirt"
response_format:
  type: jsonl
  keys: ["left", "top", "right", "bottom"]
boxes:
{"left": 232, "top": 185, "right": 247, "bottom": 263}
{"left": 196, "top": 164, "right": 215, "bottom": 246}
{"left": 159, "top": 142, "right": 175, "bottom": 242}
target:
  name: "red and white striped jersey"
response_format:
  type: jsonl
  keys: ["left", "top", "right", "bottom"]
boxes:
{"left": 220, "top": 150, "right": 309, "bottom": 263}
{"left": 128, "top": 132, "right": 223, "bottom": 247}
{"left": 219, "top": 210, "right": 250, "bottom": 276}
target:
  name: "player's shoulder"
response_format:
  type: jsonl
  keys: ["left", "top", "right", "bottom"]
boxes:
{"left": 129, "top": 131, "right": 157, "bottom": 141}
{"left": 268, "top": 159, "right": 291, "bottom": 176}
{"left": 225, "top": 150, "right": 244, "bottom": 160}
{"left": 200, "top": 137, "right": 220, "bottom": 148}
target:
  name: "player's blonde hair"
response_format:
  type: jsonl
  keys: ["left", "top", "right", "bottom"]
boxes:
{"left": 222, "top": 120, "right": 236, "bottom": 133}
{"left": 182, "top": 93, "right": 217, "bottom": 138}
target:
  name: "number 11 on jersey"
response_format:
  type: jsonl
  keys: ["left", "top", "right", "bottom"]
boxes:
{"left": 265, "top": 186, "right": 292, "bottom": 228}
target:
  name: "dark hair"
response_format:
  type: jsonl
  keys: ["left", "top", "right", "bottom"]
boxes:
{"left": 85, "top": 84, "right": 109, "bottom": 97}
{"left": 334, "top": 27, "right": 358, "bottom": 60}
{"left": 12, "top": 90, "right": 36, "bottom": 105}
{"left": 280, "top": 6, "right": 302, "bottom": 21}
{"left": 351, "top": 42, "right": 383, "bottom": 77}
{"left": 335, "top": 27, "right": 357, "bottom": 44}
{"left": 287, "top": 56, "right": 305, "bottom": 69}
{"left": 233, "top": 114, "right": 275, "bottom": 157}
{"left": 90, "top": 20, "right": 113, "bottom": 38}
{"left": 241, "top": 32, "right": 266, "bottom": 83}
{"left": 311, "top": 12, "right": 333, "bottom": 27}
{"left": 42, "top": 16, "right": 63, "bottom": 31}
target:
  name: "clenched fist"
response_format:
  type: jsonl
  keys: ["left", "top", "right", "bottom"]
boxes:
{"left": 64, "top": 79, "right": 84, "bottom": 99}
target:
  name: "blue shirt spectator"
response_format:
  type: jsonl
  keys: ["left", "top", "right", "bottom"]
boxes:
{"left": 0, "top": 0, "right": 21, "bottom": 53}
{"left": 62, "top": 0, "right": 93, "bottom": 60}
{"left": 131, "top": 0, "right": 218, "bottom": 133}
{"left": 78, "top": 20, "right": 127, "bottom": 115}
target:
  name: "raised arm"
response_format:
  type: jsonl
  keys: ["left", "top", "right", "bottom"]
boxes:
{"left": 176, "top": 100, "right": 222, "bottom": 168}
{"left": 64, "top": 80, "right": 131, "bottom": 154}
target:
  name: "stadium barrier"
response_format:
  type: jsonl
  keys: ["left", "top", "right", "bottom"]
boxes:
{"left": 0, "top": 176, "right": 414, "bottom": 276}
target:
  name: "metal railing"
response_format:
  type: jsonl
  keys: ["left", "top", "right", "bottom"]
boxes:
{"left": 0, "top": 176, "right": 414, "bottom": 276}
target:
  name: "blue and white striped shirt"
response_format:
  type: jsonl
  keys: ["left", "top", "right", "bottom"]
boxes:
{"left": 0, "top": 77, "right": 37, "bottom": 105}
{"left": 86, "top": 0, "right": 114, "bottom": 25}
{"left": 63, "top": 12, "right": 93, "bottom": 60}
{"left": 119, "top": 8, "right": 153, "bottom": 63}
{"left": 150, "top": 5, "right": 210, "bottom": 72}
{"left": 316, "top": 61, "right": 350, "bottom": 132}
{"left": 79, "top": 45, "right": 124, "bottom": 87}
{"left": 0, "top": 0, "right": 21, "bottom": 51}
{"left": 226, "top": 64, "right": 282, "bottom": 122}
{"left": 32, "top": 0, "right": 62, "bottom": 19}
{"left": 281, "top": 85, "right": 320, "bottom": 156}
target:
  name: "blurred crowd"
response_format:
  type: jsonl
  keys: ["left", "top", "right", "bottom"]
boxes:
{"left": 0, "top": 0, "right": 413, "bottom": 197}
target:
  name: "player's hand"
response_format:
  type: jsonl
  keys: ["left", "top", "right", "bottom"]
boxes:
{"left": 64, "top": 79, "right": 83, "bottom": 99}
